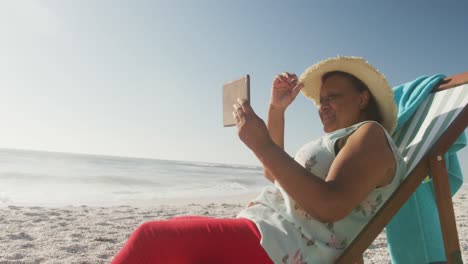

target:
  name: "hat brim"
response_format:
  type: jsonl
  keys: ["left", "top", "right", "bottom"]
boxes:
{"left": 298, "top": 56, "right": 397, "bottom": 134}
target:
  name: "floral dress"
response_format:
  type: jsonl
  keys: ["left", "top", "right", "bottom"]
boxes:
{"left": 237, "top": 121, "right": 407, "bottom": 264}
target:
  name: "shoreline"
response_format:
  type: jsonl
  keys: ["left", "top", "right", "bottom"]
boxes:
{"left": 0, "top": 191, "right": 260, "bottom": 209}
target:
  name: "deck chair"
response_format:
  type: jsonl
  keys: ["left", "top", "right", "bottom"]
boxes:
{"left": 336, "top": 72, "right": 468, "bottom": 264}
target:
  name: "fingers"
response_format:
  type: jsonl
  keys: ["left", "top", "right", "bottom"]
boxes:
{"left": 292, "top": 83, "right": 303, "bottom": 100}
{"left": 279, "top": 72, "right": 297, "bottom": 81}
{"left": 232, "top": 98, "right": 253, "bottom": 126}
{"left": 273, "top": 72, "right": 298, "bottom": 88}
{"left": 274, "top": 72, "right": 297, "bottom": 84}
{"left": 233, "top": 99, "right": 246, "bottom": 125}
{"left": 237, "top": 98, "right": 253, "bottom": 114}
{"left": 233, "top": 109, "right": 245, "bottom": 124}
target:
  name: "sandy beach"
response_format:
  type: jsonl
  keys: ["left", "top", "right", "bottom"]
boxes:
{"left": 1, "top": 186, "right": 467, "bottom": 264}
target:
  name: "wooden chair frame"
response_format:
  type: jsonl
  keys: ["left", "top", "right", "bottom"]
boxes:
{"left": 336, "top": 73, "right": 468, "bottom": 264}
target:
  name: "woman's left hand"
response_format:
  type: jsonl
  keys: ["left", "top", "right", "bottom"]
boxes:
{"left": 233, "top": 98, "right": 273, "bottom": 153}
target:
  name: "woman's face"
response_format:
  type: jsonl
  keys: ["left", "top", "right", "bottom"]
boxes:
{"left": 318, "top": 74, "right": 369, "bottom": 133}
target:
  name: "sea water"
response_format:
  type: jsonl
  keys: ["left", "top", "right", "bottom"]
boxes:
{"left": 0, "top": 148, "right": 268, "bottom": 207}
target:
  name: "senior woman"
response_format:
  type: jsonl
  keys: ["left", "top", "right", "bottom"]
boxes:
{"left": 111, "top": 56, "right": 406, "bottom": 264}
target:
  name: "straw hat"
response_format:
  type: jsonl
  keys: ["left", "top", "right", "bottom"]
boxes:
{"left": 298, "top": 56, "right": 397, "bottom": 134}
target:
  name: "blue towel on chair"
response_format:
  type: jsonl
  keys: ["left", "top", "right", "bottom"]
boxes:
{"left": 386, "top": 74, "right": 467, "bottom": 263}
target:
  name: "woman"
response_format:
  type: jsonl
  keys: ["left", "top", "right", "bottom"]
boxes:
{"left": 111, "top": 56, "right": 406, "bottom": 264}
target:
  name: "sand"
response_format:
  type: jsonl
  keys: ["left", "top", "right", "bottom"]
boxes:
{"left": 0, "top": 187, "right": 467, "bottom": 264}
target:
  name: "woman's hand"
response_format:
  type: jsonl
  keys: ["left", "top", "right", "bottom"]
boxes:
{"left": 270, "top": 72, "right": 303, "bottom": 110}
{"left": 233, "top": 98, "right": 273, "bottom": 153}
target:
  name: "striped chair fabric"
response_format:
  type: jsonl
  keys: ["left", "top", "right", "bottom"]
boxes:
{"left": 393, "top": 83, "right": 468, "bottom": 176}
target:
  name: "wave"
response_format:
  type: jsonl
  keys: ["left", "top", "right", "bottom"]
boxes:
{"left": 0, "top": 171, "right": 160, "bottom": 187}
{"left": 173, "top": 160, "right": 262, "bottom": 171}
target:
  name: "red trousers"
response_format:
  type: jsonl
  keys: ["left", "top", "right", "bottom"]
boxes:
{"left": 111, "top": 216, "right": 273, "bottom": 264}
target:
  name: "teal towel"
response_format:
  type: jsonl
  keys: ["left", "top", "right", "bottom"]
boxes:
{"left": 386, "top": 74, "right": 466, "bottom": 263}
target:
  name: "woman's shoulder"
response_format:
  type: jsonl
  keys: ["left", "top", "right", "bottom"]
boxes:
{"left": 350, "top": 121, "right": 394, "bottom": 148}
{"left": 354, "top": 121, "right": 386, "bottom": 135}
{"left": 353, "top": 120, "right": 388, "bottom": 133}
{"left": 350, "top": 121, "right": 395, "bottom": 145}
{"left": 329, "top": 121, "right": 389, "bottom": 155}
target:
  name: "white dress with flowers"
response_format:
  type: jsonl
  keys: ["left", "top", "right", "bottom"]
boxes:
{"left": 237, "top": 121, "right": 406, "bottom": 264}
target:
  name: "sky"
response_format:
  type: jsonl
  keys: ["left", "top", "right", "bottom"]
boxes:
{"left": 0, "top": 0, "right": 467, "bottom": 173}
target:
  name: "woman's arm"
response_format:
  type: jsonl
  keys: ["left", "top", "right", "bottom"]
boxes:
{"left": 267, "top": 105, "right": 286, "bottom": 149}
{"left": 258, "top": 122, "right": 395, "bottom": 222}
{"left": 263, "top": 73, "right": 302, "bottom": 182}
{"left": 235, "top": 102, "right": 395, "bottom": 222}
{"left": 263, "top": 105, "right": 286, "bottom": 182}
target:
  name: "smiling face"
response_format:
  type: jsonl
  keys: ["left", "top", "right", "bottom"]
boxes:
{"left": 318, "top": 73, "right": 371, "bottom": 133}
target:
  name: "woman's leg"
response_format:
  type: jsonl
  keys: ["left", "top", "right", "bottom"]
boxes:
{"left": 111, "top": 216, "right": 273, "bottom": 264}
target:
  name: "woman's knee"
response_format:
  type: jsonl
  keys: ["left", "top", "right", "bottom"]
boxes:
{"left": 128, "top": 221, "right": 159, "bottom": 245}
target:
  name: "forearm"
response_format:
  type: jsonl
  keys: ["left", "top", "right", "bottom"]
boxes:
{"left": 267, "top": 105, "right": 285, "bottom": 148}
{"left": 255, "top": 143, "right": 340, "bottom": 222}
{"left": 263, "top": 105, "right": 286, "bottom": 182}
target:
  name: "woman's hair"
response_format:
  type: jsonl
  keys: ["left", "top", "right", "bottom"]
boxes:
{"left": 321, "top": 71, "right": 382, "bottom": 123}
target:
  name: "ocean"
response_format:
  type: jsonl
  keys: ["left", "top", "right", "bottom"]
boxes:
{"left": 0, "top": 148, "right": 268, "bottom": 207}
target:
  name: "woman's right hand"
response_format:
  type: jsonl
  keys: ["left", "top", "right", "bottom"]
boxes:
{"left": 270, "top": 72, "right": 303, "bottom": 110}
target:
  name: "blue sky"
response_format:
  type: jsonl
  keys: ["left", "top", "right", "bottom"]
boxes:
{"left": 0, "top": 1, "right": 467, "bottom": 174}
